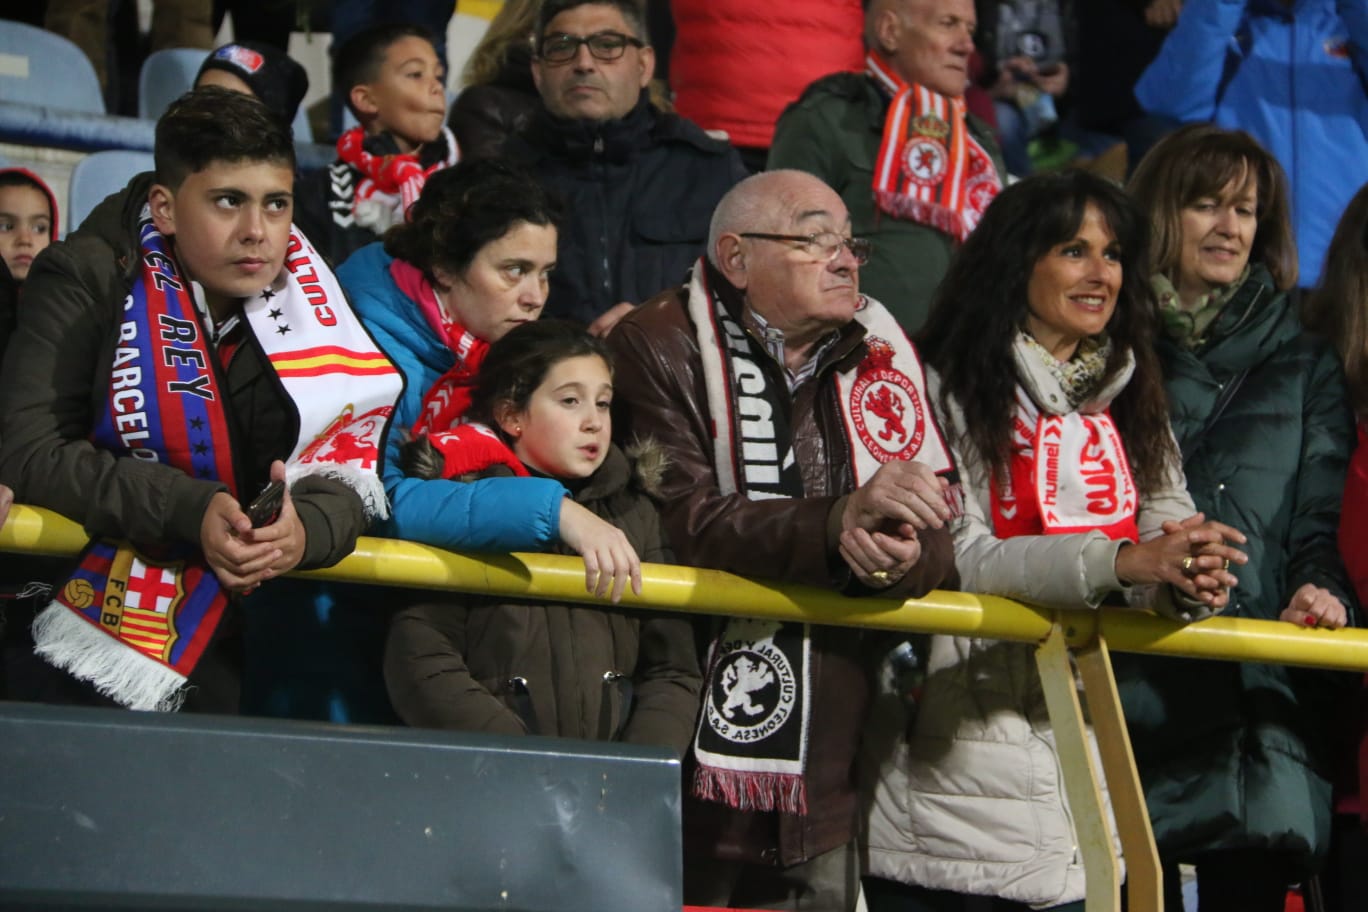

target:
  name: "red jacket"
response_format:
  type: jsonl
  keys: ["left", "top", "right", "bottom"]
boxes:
{"left": 1337, "top": 421, "right": 1368, "bottom": 822}
{"left": 669, "top": 0, "right": 864, "bottom": 149}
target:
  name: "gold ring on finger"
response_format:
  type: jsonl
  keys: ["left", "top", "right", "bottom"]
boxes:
{"left": 870, "top": 569, "right": 891, "bottom": 583}
{"left": 1181, "top": 556, "right": 1194, "bottom": 572}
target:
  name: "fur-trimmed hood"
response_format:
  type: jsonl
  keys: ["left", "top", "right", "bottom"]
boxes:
{"left": 622, "top": 436, "right": 668, "bottom": 499}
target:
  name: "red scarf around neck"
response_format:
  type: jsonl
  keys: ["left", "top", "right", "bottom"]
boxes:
{"left": 390, "top": 258, "right": 491, "bottom": 441}
{"left": 990, "top": 390, "right": 1139, "bottom": 542}
{"left": 866, "top": 51, "right": 1000, "bottom": 242}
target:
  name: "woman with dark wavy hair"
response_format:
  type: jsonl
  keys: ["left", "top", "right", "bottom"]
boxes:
{"left": 1122, "top": 124, "right": 1357, "bottom": 912}
{"left": 862, "top": 170, "right": 1246, "bottom": 912}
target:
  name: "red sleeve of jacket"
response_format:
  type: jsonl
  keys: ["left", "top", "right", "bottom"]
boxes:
{"left": 1340, "top": 423, "right": 1368, "bottom": 609}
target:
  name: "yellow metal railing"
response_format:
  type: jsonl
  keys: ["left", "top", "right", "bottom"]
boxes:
{"left": 4, "top": 503, "right": 1367, "bottom": 912}
{"left": 5, "top": 505, "right": 1363, "bottom": 669}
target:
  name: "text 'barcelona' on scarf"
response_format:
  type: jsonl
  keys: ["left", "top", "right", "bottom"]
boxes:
{"left": 685, "top": 257, "right": 960, "bottom": 815}
{"left": 31, "top": 207, "right": 403, "bottom": 711}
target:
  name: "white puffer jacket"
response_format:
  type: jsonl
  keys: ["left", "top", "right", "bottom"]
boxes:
{"left": 862, "top": 338, "right": 1199, "bottom": 907}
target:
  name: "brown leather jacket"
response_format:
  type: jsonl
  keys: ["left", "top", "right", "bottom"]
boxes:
{"left": 607, "top": 264, "right": 957, "bottom": 867}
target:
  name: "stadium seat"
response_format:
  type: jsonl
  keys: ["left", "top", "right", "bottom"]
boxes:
{"left": 138, "top": 47, "right": 207, "bottom": 121}
{"left": 0, "top": 20, "right": 104, "bottom": 114}
{"left": 139, "top": 46, "right": 313, "bottom": 141}
{"left": 67, "top": 150, "right": 153, "bottom": 235}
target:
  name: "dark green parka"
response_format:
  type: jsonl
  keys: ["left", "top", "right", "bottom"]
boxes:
{"left": 1116, "top": 264, "right": 1357, "bottom": 875}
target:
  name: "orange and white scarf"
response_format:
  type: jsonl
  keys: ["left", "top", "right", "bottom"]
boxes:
{"left": 867, "top": 51, "right": 1000, "bottom": 242}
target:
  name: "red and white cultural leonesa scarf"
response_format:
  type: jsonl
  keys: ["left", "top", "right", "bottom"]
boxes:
{"left": 336, "top": 125, "right": 459, "bottom": 233}
{"left": 990, "top": 388, "right": 1139, "bottom": 542}
{"left": 866, "top": 51, "right": 1000, "bottom": 242}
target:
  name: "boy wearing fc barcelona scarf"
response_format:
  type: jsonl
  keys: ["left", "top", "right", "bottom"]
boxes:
{"left": 0, "top": 88, "right": 402, "bottom": 712}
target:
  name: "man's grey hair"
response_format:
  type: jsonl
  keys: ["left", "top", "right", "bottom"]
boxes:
{"left": 706, "top": 170, "right": 813, "bottom": 268}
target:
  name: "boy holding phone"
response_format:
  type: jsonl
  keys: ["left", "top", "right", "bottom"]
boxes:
{"left": 0, "top": 88, "right": 402, "bottom": 713}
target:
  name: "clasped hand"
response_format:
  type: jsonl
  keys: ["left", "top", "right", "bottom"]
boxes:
{"left": 199, "top": 460, "right": 306, "bottom": 594}
{"left": 1115, "top": 512, "right": 1247, "bottom": 609}
{"left": 839, "top": 461, "right": 950, "bottom": 589}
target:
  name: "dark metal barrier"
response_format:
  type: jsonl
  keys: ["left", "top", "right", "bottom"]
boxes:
{"left": 0, "top": 703, "right": 683, "bottom": 911}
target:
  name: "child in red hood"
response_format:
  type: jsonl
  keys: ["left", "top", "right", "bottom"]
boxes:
{"left": 0, "top": 169, "right": 58, "bottom": 284}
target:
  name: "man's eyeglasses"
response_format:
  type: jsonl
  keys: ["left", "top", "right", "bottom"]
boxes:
{"left": 740, "top": 232, "right": 873, "bottom": 266}
{"left": 539, "top": 31, "right": 645, "bottom": 63}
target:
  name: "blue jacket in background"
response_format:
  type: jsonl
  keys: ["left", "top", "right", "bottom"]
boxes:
{"left": 337, "top": 242, "right": 568, "bottom": 552}
{"left": 1135, "top": 0, "right": 1368, "bottom": 286}
{"left": 241, "top": 244, "right": 570, "bottom": 724}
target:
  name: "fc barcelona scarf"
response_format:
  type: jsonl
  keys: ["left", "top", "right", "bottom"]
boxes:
{"left": 990, "top": 388, "right": 1139, "bottom": 543}
{"left": 685, "top": 259, "right": 959, "bottom": 814}
{"left": 32, "top": 208, "right": 402, "bottom": 711}
{"left": 867, "top": 51, "right": 1000, "bottom": 242}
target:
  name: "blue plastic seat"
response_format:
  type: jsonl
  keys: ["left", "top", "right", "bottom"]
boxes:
{"left": 67, "top": 150, "right": 154, "bottom": 236}
{"left": 0, "top": 20, "right": 104, "bottom": 114}
{"left": 138, "top": 47, "right": 208, "bottom": 121}
{"left": 139, "top": 46, "right": 313, "bottom": 142}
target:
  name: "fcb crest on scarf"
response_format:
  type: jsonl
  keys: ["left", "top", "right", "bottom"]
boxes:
{"left": 32, "top": 208, "right": 402, "bottom": 711}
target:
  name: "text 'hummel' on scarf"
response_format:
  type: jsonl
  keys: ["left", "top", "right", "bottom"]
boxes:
{"left": 867, "top": 50, "right": 1000, "bottom": 242}
{"left": 685, "top": 258, "right": 960, "bottom": 814}
{"left": 33, "top": 209, "right": 402, "bottom": 711}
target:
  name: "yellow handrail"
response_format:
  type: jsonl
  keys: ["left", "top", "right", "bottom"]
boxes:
{"left": 7, "top": 502, "right": 1362, "bottom": 912}
{"left": 4, "top": 504, "right": 1367, "bottom": 672}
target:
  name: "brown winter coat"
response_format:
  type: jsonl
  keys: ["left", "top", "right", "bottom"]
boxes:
{"left": 606, "top": 265, "right": 958, "bottom": 867}
{"left": 383, "top": 443, "right": 703, "bottom": 756}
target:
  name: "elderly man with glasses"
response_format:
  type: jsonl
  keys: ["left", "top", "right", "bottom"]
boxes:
{"left": 607, "top": 169, "right": 960, "bottom": 912}
{"left": 498, "top": 0, "right": 747, "bottom": 336}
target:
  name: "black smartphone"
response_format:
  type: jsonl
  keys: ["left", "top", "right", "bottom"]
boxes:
{"left": 244, "top": 480, "right": 285, "bottom": 528}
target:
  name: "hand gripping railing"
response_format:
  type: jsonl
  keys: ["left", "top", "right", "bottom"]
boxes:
{"left": 5, "top": 503, "right": 1368, "bottom": 912}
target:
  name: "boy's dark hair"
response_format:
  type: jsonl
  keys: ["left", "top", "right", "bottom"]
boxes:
{"left": 154, "top": 87, "right": 295, "bottom": 190}
{"left": 467, "top": 319, "right": 614, "bottom": 429}
{"left": 334, "top": 22, "right": 438, "bottom": 119}
{"left": 535, "top": 0, "right": 648, "bottom": 49}
{"left": 384, "top": 158, "right": 563, "bottom": 280}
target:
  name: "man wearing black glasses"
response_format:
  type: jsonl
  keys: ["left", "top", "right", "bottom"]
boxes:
{"left": 607, "top": 169, "right": 960, "bottom": 912}
{"left": 504, "top": 0, "right": 747, "bottom": 336}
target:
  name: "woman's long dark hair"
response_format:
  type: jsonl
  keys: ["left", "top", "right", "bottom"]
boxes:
{"left": 1304, "top": 181, "right": 1368, "bottom": 417}
{"left": 918, "top": 169, "right": 1177, "bottom": 494}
